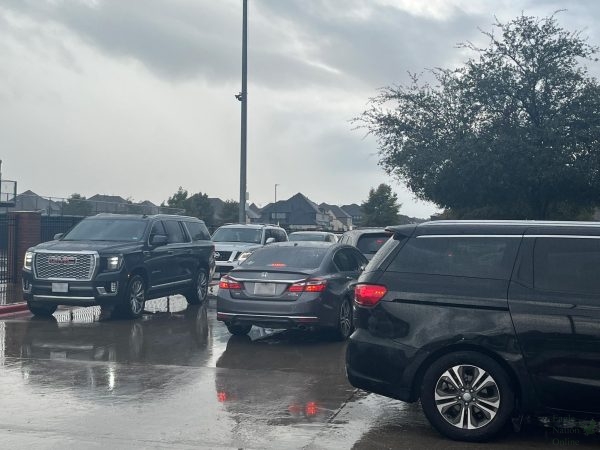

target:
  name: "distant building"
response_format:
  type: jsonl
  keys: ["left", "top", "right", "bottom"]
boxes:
{"left": 320, "top": 203, "right": 353, "bottom": 231}
{"left": 260, "top": 193, "right": 331, "bottom": 230}
{"left": 6, "top": 190, "right": 61, "bottom": 215}
{"left": 341, "top": 204, "right": 363, "bottom": 227}
{"left": 87, "top": 194, "right": 129, "bottom": 214}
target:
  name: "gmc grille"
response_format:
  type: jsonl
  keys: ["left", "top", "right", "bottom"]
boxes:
{"left": 34, "top": 252, "right": 97, "bottom": 281}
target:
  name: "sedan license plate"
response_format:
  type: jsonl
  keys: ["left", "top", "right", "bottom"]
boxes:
{"left": 52, "top": 282, "right": 69, "bottom": 293}
{"left": 254, "top": 283, "right": 277, "bottom": 296}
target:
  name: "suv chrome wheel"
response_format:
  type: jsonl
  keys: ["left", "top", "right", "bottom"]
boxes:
{"left": 129, "top": 277, "right": 145, "bottom": 316}
{"left": 435, "top": 365, "right": 500, "bottom": 430}
{"left": 185, "top": 269, "right": 208, "bottom": 305}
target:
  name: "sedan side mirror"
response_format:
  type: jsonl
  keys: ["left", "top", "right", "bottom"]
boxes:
{"left": 150, "top": 234, "right": 168, "bottom": 246}
{"left": 265, "top": 237, "right": 276, "bottom": 244}
{"left": 53, "top": 233, "right": 64, "bottom": 240}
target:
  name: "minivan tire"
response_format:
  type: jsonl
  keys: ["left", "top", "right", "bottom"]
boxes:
{"left": 227, "top": 323, "right": 252, "bottom": 336}
{"left": 185, "top": 269, "right": 209, "bottom": 305}
{"left": 420, "top": 351, "right": 515, "bottom": 442}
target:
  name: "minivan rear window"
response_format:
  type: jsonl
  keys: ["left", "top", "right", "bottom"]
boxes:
{"left": 388, "top": 236, "right": 520, "bottom": 280}
{"left": 534, "top": 237, "right": 600, "bottom": 295}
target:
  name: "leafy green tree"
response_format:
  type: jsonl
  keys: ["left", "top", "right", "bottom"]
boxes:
{"left": 361, "top": 184, "right": 400, "bottom": 226}
{"left": 185, "top": 192, "right": 214, "bottom": 224}
{"left": 166, "top": 187, "right": 188, "bottom": 210}
{"left": 219, "top": 200, "right": 240, "bottom": 225}
{"left": 359, "top": 14, "right": 600, "bottom": 220}
{"left": 61, "top": 193, "right": 92, "bottom": 216}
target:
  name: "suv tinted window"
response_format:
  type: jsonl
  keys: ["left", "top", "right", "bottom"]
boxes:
{"left": 185, "top": 221, "right": 210, "bottom": 241}
{"left": 534, "top": 237, "right": 600, "bottom": 295}
{"left": 164, "top": 220, "right": 187, "bottom": 244}
{"left": 388, "top": 236, "right": 520, "bottom": 280}
{"left": 357, "top": 233, "right": 390, "bottom": 255}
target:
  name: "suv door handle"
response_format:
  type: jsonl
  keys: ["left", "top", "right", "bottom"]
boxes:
{"left": 167, "top": 250, "right": 174, "bottom": 254}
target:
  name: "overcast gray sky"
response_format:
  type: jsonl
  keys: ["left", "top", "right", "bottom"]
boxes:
{"left": 2, "top": 0, "right": 600, "bottom": 217}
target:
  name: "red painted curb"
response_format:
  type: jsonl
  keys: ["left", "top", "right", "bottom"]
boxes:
{"left": 0, "top": 302, "right": 28, "bottom": 316}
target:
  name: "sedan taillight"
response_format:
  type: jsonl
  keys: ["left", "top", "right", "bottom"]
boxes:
{"left": 219, "top": 276, "right": 242, "bottom": 290}
{"left": 288, "top": 279, "right": 327, "bottom": 293}
{"left": 354, "top": 283, "right": 387, "bottom": 307}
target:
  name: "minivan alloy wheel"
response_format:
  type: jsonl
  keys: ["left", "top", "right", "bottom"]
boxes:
{"left": 435, "top": 365, "right": 500, "bottom": 430}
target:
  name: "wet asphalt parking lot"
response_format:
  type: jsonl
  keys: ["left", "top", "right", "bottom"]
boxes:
{"left": 0, "top": 296, "right": 599, "bottom": 449}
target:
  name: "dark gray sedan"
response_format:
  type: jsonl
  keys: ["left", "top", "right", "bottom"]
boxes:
{"left": 216, "top": 242, "right": 367, "bottom": 340}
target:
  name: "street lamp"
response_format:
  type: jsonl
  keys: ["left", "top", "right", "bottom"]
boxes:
{"left": 238, "top": 0, "right": 248, "bottom": 224}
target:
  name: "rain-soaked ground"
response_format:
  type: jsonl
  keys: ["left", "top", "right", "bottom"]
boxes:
{"left": 0, "top": 296, "right": 599, "bottom": 449}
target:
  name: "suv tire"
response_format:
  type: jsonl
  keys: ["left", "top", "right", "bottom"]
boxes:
{"left": 185, "top": 269, "right": 208, "bottom": 305}
{"left": 420, "top": 351, "right": 514, "bottom": 442}
{"left": 27, "top": 302, "right": 57, "bottom": 317}
{"left": 116, "top": 274, "right": 146, "bottom": 319}
{"left": 227, "top": 323, "right": 252, "bottom": 336}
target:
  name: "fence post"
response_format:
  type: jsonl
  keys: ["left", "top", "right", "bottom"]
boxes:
{"left": 7, "top": 211, "right": 41, "bottom": 284}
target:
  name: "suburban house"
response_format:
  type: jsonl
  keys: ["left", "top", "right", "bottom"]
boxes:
{"left": 341, "top": 204, "right": 364, "bottom": 227}
{"left": 320, "top": 203, "right": 353, "bottom": 231}
{"left": 259, "top": 193, "right": 331, "bottom": 230}
{"left": 87, "top": 194, "right": 130, "bottom": 214}
{"left": 11, "top": 190, "right": 62, "bottom": 215}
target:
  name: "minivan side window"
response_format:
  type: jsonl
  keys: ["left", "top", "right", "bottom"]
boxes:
{"left": 388, "top": 236, "right": 520, "bottom": 280}
{"left": 534, "top": 237, "right": 600, "bottom": 295}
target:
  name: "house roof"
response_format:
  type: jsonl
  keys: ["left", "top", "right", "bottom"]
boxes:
{"left": 88, "top": 194, "right": 128, "bottom": 204}
{"left": 320, "top": 203, "right": 352, "bottom": 219}
{"left": 341, "top": 203, "right": 363, "bottom": 217}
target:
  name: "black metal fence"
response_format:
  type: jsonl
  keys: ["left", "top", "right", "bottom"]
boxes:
{"left": 0, "top": 214, "right": 16, "bottom": 289}
{"left": 41, "top": 215, "right": 84, "bottom": 243}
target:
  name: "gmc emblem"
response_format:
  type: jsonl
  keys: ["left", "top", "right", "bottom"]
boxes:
{"left": 48, "top": 255, "right": 77, "bottom": 265}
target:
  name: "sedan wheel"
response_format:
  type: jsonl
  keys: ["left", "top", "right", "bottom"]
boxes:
{"left": 334, "top": 299, "right": 353, "bottom": 340}
{"left": 420, "top": 351, "right": 514, "bottom": 442}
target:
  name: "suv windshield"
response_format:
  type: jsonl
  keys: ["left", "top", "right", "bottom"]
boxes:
{"left": 62, "top": 218, "right": 148, "bottom": 242}
{"left": 212, "top": 227, "right": 262, "bottom": 244}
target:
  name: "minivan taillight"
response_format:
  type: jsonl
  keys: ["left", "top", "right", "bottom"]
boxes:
{"left": 354, "top": 284, "right": 387, "bottom": 307}
{"left": 219, "top": 276, "right": 242, "bottom": 290}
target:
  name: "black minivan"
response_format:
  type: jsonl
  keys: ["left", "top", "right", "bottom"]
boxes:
{"left": 346, "top": 220, "right": 600, "bottom": 442}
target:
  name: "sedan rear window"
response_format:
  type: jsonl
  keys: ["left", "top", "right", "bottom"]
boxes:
{"left": 243, "top": 246, "right": 328, "bottom": 269}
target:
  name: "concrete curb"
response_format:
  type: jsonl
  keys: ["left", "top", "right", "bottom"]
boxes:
{"left": 0, "top": 302, "right": 29, "bottom": 316}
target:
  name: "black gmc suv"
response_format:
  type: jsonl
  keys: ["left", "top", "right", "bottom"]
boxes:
{"left": 22, "top": 214, "right": 215, "bottom": 319}
{"left": 346, "top": 220, "right": 600, "bottom": 442}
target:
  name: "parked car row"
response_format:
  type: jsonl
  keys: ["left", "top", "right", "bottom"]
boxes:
{"left": 20, "top": 215, "right": 600, "bottom": 443}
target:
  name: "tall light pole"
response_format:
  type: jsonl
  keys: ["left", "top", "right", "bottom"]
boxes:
{"left": 274, "top": 184, "right": 279, "bottom": 203}
{"left": 238, "top": 0, "right": 248, "bottom": 224}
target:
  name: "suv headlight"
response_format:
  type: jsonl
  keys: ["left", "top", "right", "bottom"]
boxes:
{"left": 24, "top": 251, "right": 33, "bottom": 270}
{"left": 237, "top": 251, "right": 253, "bottom": 264}
{"left": 104, "top": 255, "right": 123, "bottom": 271}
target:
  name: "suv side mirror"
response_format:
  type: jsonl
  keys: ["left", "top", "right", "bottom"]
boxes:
{"left": 53, "top": 233, "right": 64, "bottom": 240}
{"left": 151, "top": 234, "right": 168, "bottom": 246}
{"left": 265, "top": 237, "right": 276, "bottom": 244}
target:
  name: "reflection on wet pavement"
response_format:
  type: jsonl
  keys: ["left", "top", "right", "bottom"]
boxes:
{"left": 0, "top": 296, "right": 599, "bottom": 449}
